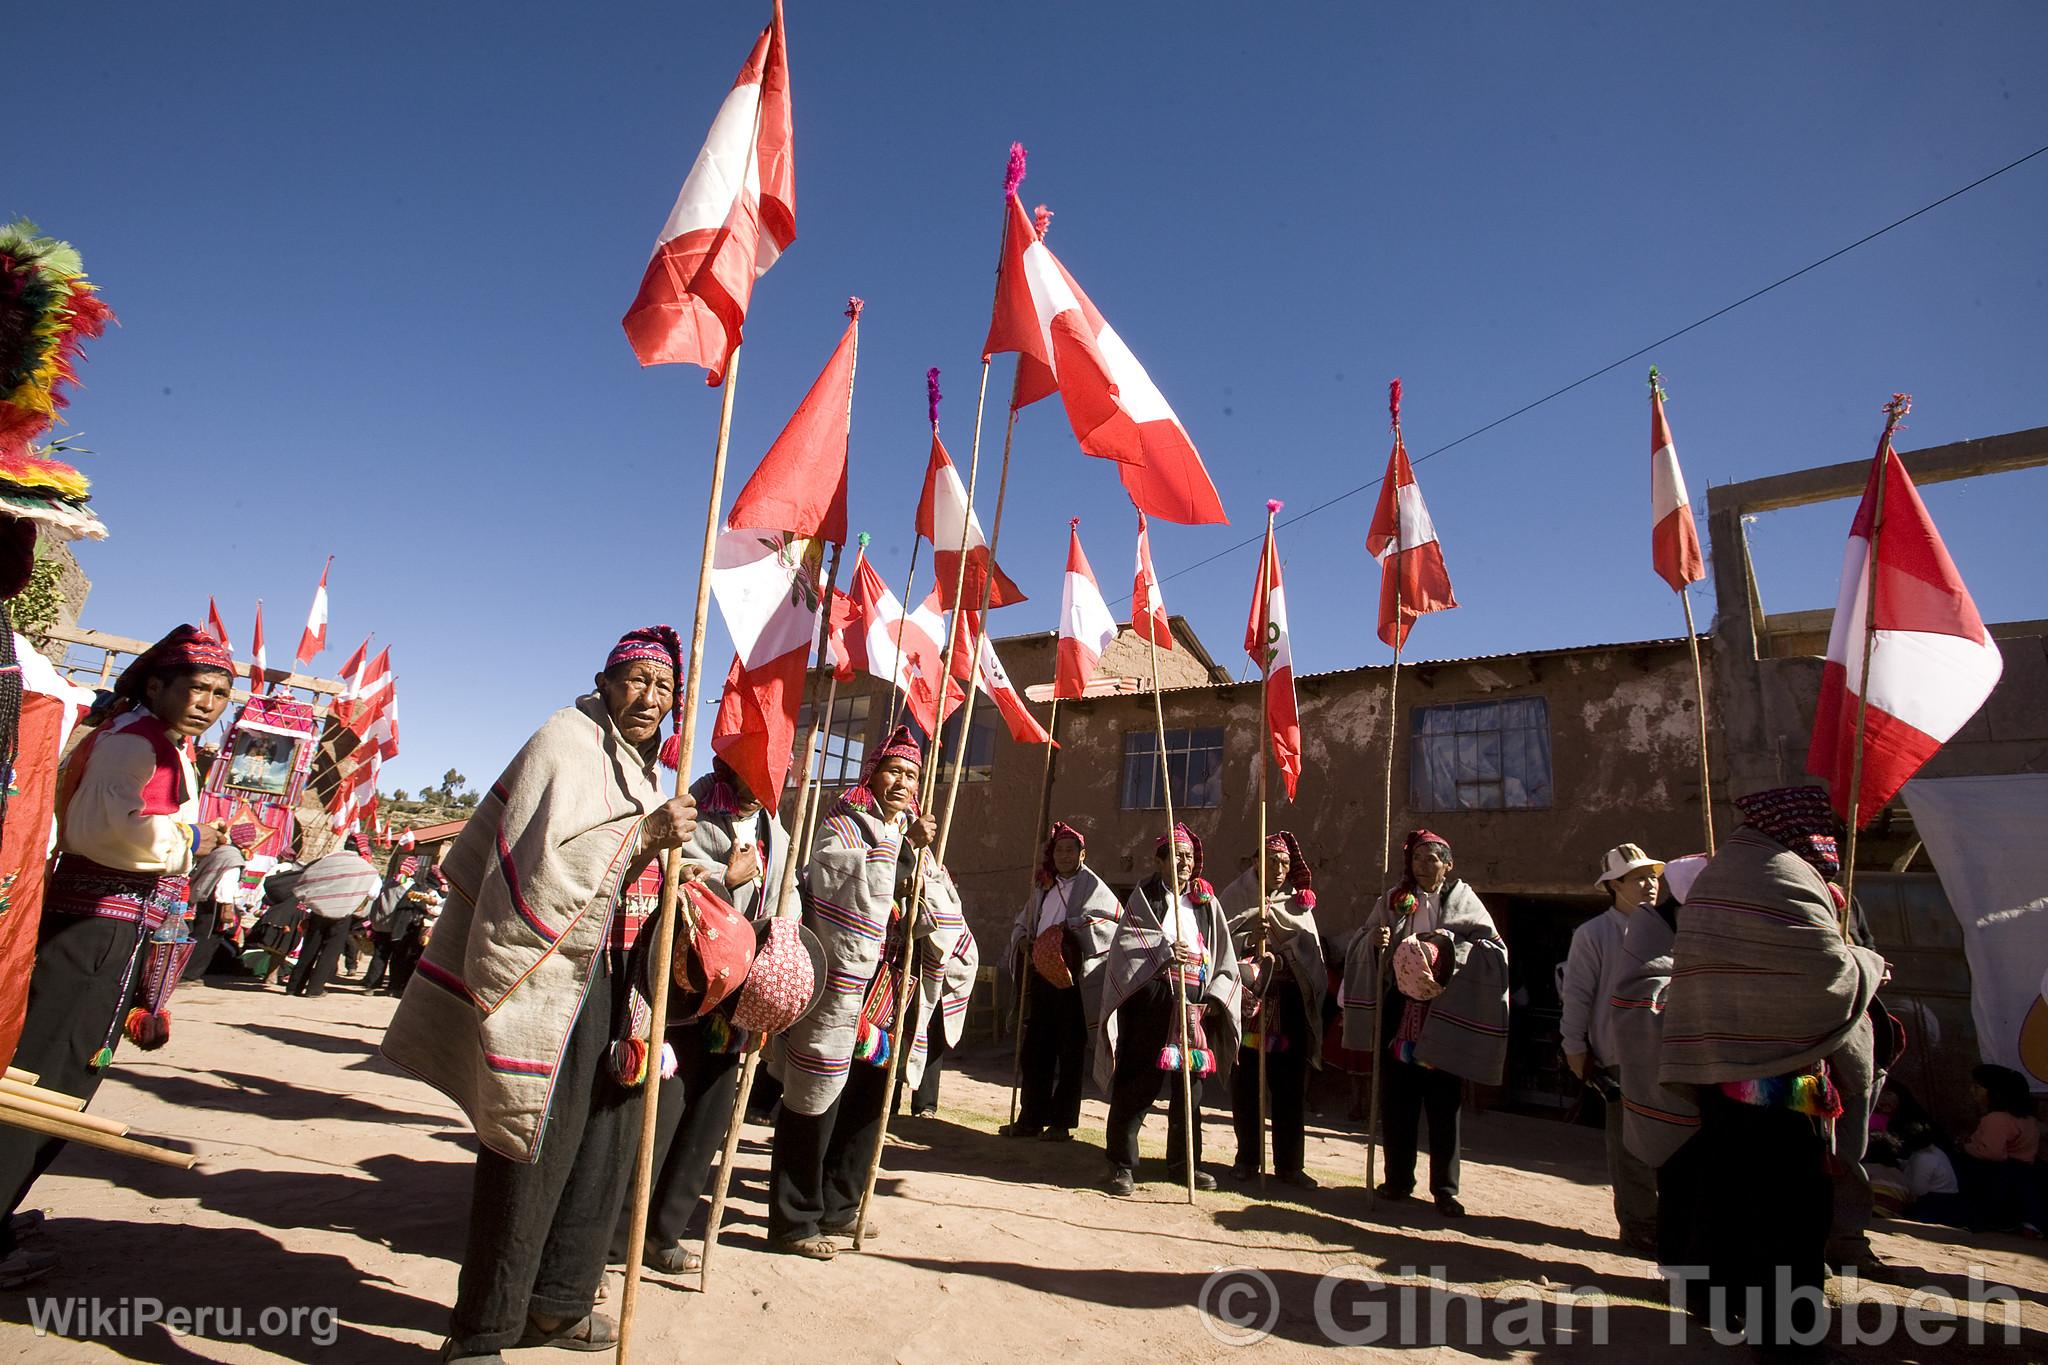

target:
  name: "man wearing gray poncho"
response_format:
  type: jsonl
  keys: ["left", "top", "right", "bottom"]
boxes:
{"left": 1220, "top": 830, "right": 1326, "bottom": 1188}
{"left": 1002, "top": 821, "right": 1119, "bottom": 1143}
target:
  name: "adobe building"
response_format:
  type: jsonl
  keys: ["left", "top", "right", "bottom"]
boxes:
{"left": 789, "top": 616, "right": 1719, "bottom": 1111}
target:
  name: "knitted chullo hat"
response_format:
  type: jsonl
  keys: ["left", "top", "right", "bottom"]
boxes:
{"left": 1154, "top": 822, "right": 1205, "bottom": 885}
{"left": 844, "top": 725, "right": 922, "bottom": 815}
{"left": 1265, "top": 830, "right": 1313, "bottom": 892}
{"left": 1734, "top": 785, "right": 1842, "bottom": 878}
{"left": 603, "top": 624, "right": 684, "bottom": 769}
{"left": 1037, "top": 821, "right": 1085, "bottom": 888}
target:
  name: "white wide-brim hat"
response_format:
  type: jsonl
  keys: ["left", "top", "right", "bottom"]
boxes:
{"left": 1594, "top": 843, "right": 1665, "bottom": 889}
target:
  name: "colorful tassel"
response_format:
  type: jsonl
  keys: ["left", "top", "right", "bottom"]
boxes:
{"left": 658, "top": 732, "right": 680, "bottom": 771}
{"left": 89, "top": 1046, "right": 113, "bottom": 1070}
{"left": 1388, "top": 377, "right": 1403, "bottom": 431}
{"left": 608, "top": 1036, "right": 649, "bottom": 1087}
{"left": 1267, "top": 498, "right": 1283, "bottom": 514}
{"left": 927, "top": 367, "right": 941, "bottom": 429}
{"left": 658, "top": 1040, "right": 678, "bottom": 1080}
{"left": 122, "top": 1008, "right": 171, "bottom": 1050}
{"left": 1157, "top": 1044, "right": 1180, "bottom": 1072}
{"left": 1032, "top": 203, "right": 1053, "bottom": 240}
{"left": 1004, "top": 142, "right": 1027, "bottom": 196}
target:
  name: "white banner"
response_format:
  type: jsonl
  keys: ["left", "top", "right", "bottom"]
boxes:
{"left": 1902, "top": 774, "right": 2048, "bottom": 1091}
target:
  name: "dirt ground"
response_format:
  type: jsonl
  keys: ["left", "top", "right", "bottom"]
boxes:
{"left": 0, "top": 976, "right": 2041, "bottom": 1363}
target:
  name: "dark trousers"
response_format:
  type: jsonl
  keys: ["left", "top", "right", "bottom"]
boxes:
{"left": 448, "top": 954, "right": 640, "bottom": 1356}
{"left": 769, "top": 1056, "right": 890, "bottom": 1241}
{"left": 0, "top": 914, "right": 143, "bottom": 1255}
{"left": 1381, "top": 1056, "right": 1462, "bottom": 1197}
{"left": 611, "top": 1027, "right": 742, "bottom": 1254}
{"left": 1231, "top": 982, "right": 1310, "bottom": 1175}
{"left": 360, "top": 932, "right": 396, "bottom": 992}
{"left": 1017, "top": 973, "right": 1088, "bottom": 1132}
{"left": 1689, "top": 1088, "right": 1831, "bottom": 1345}
{"left": 286, "top": 916, "right": 348, "bottom": 996}
{"left": 389, "top": 936, "right": 425, "bottom": 995}
{"left": 893, "top": 1005, "right": 950, "bottom": 1115}
{"left": 180, "top": 904, "right": 229, "bottom": 981}
{"left": 1106, "top": 976, "right": 1204, "bottom": 1176}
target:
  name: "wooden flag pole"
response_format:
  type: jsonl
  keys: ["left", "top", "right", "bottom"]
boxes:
{"left": 1841, "top": 393, "right": 1909, "bottom": 922}
{"left": 1007, "top": 695, "right": 1061, "bottom": 1126}
{"left": 1146, "top": 623, "right": 1199, "bottom": 1205}
{"left": 1679, "top": 588, "right": 1716, "bottom": 855}
{"left": 616, "top": 343, "right": 742, "bottom": 1357}
{"left": 1366, "top": 554, "right": 1404, "bottom": 1206}
{"left": 849, "top": 355, "right": 992, "bottom": 1251}
{"left": 698, "top": 303, "right": 864, "bottom": 1292}
{"left": 881, "top": 536, "right": 923, "bottom": 737}
{"left": 1254, "top": 506, "right": 1279, "bottom": 1194}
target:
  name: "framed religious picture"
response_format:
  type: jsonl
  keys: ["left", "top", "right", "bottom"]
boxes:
{"left": 223, "top": 727, "right": 301, "bottom": 798}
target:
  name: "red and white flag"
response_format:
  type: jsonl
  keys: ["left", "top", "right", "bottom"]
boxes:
{"left": 336, "top": 638, "right": 370, "bottom": 700}
{"left": 1807, "top": 414, "right": 2003, "bottom": 825}
{"left": 828, "top": 554, "right": 956, "bottom": 737}
{"left": 1056, "top": 519, "right": 1116, "bottom": 699}
{"left": 340, "top": 647, "right": 392, "bottom": 733}
{"left": 249, "top": 601, "right": 268, "bottom": 692}
{"left": 1366, "top": 418, "right": 1457, "bottom": 650}
{"left": 398, "top": 827, "right": 417, "bottom": 851}
{"left": 206, "top": 597, "right": 233, "bottom": 655}
{"left": 970, "top": 619, "right": 1053, "bottom": 747}
{"left": 984, "top": 167, "right": 1226, "bottom": 526}
{"left": 621, "top": 1, "right": 794, "bottom": 385}
{"left": 916, "top": 434, "right": 1024, "bottom": 611}
{"left": 296, "top": 557, "right": 331, "bottom": 666}
{"left": 709, "top": 313, "right": 854, "bottom": 803}
{"left": 1650, "top": 379, "right": 1706, "bottom": 592}
{"left": 1132, "top": 512, "right": 1172, "bottom": 650}
{"left": 1245, "top": 505, "right": 1301, "bottom": 799}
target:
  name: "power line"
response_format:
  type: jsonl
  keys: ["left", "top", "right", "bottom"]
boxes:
{"left": 1127, "top": 138, "right": 2048, "bottom": 602}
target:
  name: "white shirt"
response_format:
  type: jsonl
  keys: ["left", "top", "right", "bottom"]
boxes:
{"left": 1036, "top": 876, "right": 1075, "bottom": 935}
{"left": 1159, "top": 891, "right": 1206, "bottom": 955}
{"left": 1905, "top": 1146, "right": 1959, "bottom": 1198}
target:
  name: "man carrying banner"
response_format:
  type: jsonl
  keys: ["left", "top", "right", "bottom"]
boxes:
{"left": 1221, "top": 831, "right": 1326, "bottom": 1188}
{"left": 1002, "top": 822, "right": 1119, "bottom": 1144}
{"left": 769, "top": 727, "right": 975, "bottom": 1259}
{"left": 1096, "top": 825, "right": 1241, "bottom": 1196}
{"left": 382, "top": 626, "right": 697, "bottom": 1361}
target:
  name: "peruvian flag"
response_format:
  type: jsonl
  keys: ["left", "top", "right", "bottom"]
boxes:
{"left": 1651, "top": 383, "right": 1706, "bottom": 592}
{"left": 340, "top": 647, "right": 392, "bottom": 734}
{"left": 828, "top": 555, "right": 955, "bottom": 737}
{"left": 398, "top": 827, "right": 417, "bottom": 851}
{"left": 1245, "top": 510, "right": 1302, "bottom": 799}
{"left": 1806, "top": 431, "right": 2003, "bottom": 825}
{"left": 1132, "top": 512, "right": 1171, "bottom": 649}
{"left": 206, "top": 597, "right": 233, "bottom": 655}
{"left": 916, "top": 434, "right": 1024, "bottom": 610}
{"left": 336, "top": 638, "right": 370, "bottom": 700}
{"left": 250, "top": 601, "right": 268, "bottom": 692}
{"left": 621, "top": 1, "right": 794, "bottom": 385}
{"left": 985, "top": 184, "right": 1226, "bottom": 526}
{"left": 1366, "top": 428, "right": 1457, "bottom": 650}
{"left": 1056, "top": 519, "right": 1116, "bottom": 699}
{"left": 709, "top": 316, "right": 851, "bottom": 803}
{"left": 296, "top": 557, "right": 331, "bottom": 666}
{"left": 970, "top": 618, "right": 1054, "bottom": 747}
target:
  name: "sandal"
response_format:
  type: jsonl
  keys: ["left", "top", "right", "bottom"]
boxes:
{"left": 513, "top": 1311, "right": 619, "bottom": 1352}
{"left": 646, "top": 1243, "right": 702, "bottom": 1275}
{"left": 768, "top": 1234, "right": 837, "bottom": 1260}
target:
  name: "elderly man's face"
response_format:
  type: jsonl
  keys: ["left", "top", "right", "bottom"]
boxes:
{"left": 1159, "top": 841, "right": 1195, "bottom": 888}
{"left": 869, "top": 756, "right": 920, "bottom": 815}
{"left": 1263, "top": 846, "right": 1292, "bottom": 894}
{"left": 1411, "top": 843, "right": 1453, "bottom": 892}
{"left": 1051, "top": 836, "right": 1084, "bottom": 877}
{"left": 596, "top": 661, "right": 674, "bottom": 744}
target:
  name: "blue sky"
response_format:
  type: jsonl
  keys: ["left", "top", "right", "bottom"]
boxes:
{"left": 13, "top": 2, "right": 2046, "bottom": 792}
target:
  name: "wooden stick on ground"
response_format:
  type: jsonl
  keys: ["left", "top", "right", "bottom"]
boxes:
{"left": 615, "top": 344, "right": 743, "bottom": 1357}
{"left": 0, "top": 1106, "right": 194, "bottom": 1169}
{"left": 1841, "top": 394, "right": 1910, "bottom": 921}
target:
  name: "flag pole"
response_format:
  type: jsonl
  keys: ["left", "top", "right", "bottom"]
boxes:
{"left": 849, "top": 354, "right": 993, "bottom": 1251}
{"left": 1679, "top": 589, "right": 1715, "bottom": 855}
{"left": 792, "top": 528, "right": 857, "bottom": 865}
{"left": 1145, "top": 616, "right": 1199, "bottom": 1205}
{"left": 1254, "top": 502, "right": 1276, "bottom": 1194}
{"left": 1366, "top": 385, "right": 1410, "bottom": 1209}
{"left": 1652, "top": 370, "right": 1716, "bottom": 856}
{"left": 1840, "top": 393, "right": 1909, "bottom": 924}
{"left": 616, "top": 344, "right": 742, "bottom": 1355}
{"left": 882, "top": 539, "right": 923, "bottom": 738}
{"left": 698, "top": 302, "right": 863, "bottom": 1292}
{"left": 1007, "top": 694, "right": 1061, "bottom": 1125}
